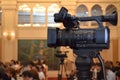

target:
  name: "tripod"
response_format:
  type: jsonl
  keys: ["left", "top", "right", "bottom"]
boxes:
{"left": 58, "top": 57, "right": 69, "bottom": 80}
{"left": 74, "top": 49, "right": 107, "bottom": 80}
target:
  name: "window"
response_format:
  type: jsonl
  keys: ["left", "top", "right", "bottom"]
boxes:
{"left": 33, "top": 4, "right": 46, "bottom": 27}
{"left": 47, "top": 4, "right": 60, "bottom": 27}
{"left": 76, "top": 5, "right": 88, "bottom": 26}
{"left": 18, "top": 4, "right": 31, "bottom": 27}
{"left": 18, "top": 4, "right": 60, "bottom": 27}
{"left": 91, "top": 5, "right": 103, "bottom": 26}
{"left": 106, "top": 5, "right": 117, "bottom": 26}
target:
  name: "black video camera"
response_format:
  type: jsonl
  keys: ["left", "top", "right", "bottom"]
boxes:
{"left": 47, "top": 7, "right": 117, "bottom": 50}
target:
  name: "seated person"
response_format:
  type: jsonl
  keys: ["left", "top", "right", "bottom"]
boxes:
{"left": 22, "top": 70, "right": 33, "bottom": 80}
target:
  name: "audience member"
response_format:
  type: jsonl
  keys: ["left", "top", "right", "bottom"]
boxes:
{"left": 5, "top": 67, "right": 17, "bottom": 80}
{"left": 31, "top": 65, "right": 40, "bottom": 80}
{"left": 41, "top": 59, "right": 48, "bottom": 80}
{"left": 22, "top": 70, "right": 33, "bottom": 80}
{"left": 36, "top": 65, "right": 45, "bottom": 80}
{"left": 105, "top": 62, "right": 116, "bottom": 80}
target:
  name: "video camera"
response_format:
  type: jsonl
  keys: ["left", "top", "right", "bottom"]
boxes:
{"left": 47, "top": 7, "right": 117, "bottom": 50}
{"left": 47, "top": 7, "right": 118, "bottom": 80}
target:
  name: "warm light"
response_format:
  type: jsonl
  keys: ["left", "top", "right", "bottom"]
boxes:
{"left": 3, "top": 31, "right": 15, "bottom": 40}
{"left": 3, "top": 32, "right": 7, "bottom": 36}
{"left": 11, "top": 32, "right": 15, "bottom": 37}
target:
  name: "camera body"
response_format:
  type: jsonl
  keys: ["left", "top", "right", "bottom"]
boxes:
{"left": 47, "top": 7, "right": 117, "bottom": 50}
{"left": 48, "top": 27, "right": 109, "bottom": 49}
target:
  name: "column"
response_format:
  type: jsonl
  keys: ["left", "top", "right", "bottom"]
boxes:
{"left": 117, "top": 2, "right": 120, "bottom": 61}
{"left": 1, "top": 0, "right": 17, "bottom": 62}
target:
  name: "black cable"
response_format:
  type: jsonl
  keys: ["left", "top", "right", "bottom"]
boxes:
{"left": 97, "top": 53, "right": 107, "bottom": 80}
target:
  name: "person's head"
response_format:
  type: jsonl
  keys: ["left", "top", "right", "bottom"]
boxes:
{"left": 5, "top": 67, "right": 16, "bottom": 78}
{"left": 40, "top": 58, "right": 46, "bottom": 64}
{"left": 116, "top": 61, "right": 120, "bottom": 66}
{"left": 22, "top": 70, "right": 33, "bottom": 80}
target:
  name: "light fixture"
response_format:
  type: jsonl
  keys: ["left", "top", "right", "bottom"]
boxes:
{"left": 3, "top": 31, "right": 15, "bottom": 40}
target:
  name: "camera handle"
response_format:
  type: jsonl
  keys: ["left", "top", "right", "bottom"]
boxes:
{"left": 58, "top": 57, "right": 69, "bottom": 80}
{"left": 74, "top": 49, "right": 107, "bottom": 80}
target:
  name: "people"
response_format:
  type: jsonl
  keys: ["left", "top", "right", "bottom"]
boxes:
{"left": 37, "top": 66, "right": 45, "bottom": 80}
{"left": 1, "top": 58, "right": 120, "bottom": 80}
{"left": 22, "top": 70, "right": 33, "bottom": 80}
{"left": 105, "top": 62, "right": 116, "bottom": 80}
{"left": 115, "top": 61, "right": 120, "bottom": 80}
{"left": 91, "top": 62, "right": 103, "bottom": 80}
{"left": 40, "top": 59, "right": 48, "bottom": 80}
{"left": 20, "top": 59, "right": 47, "bottom": 80}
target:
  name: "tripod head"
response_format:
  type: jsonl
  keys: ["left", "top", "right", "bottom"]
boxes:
{"left": 55, "top": 51, "right": 68, "bottom": 64}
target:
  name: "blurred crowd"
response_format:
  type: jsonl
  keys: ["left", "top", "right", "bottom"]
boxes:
{"left": 91, "top": 61, "right": 120, "bottom": 80}
{"left": 67, "top": 60, "right": 120, "bottom": 80}
{"left": 0, "top": 59, "right": 120, "bottom": 80}
{"left": 0, "top": 59, "right": 48, "bottom": 80}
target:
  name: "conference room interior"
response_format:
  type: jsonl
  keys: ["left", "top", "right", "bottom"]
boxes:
{"left": 0, "top": 0, "right": 120, "bottom": 80}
